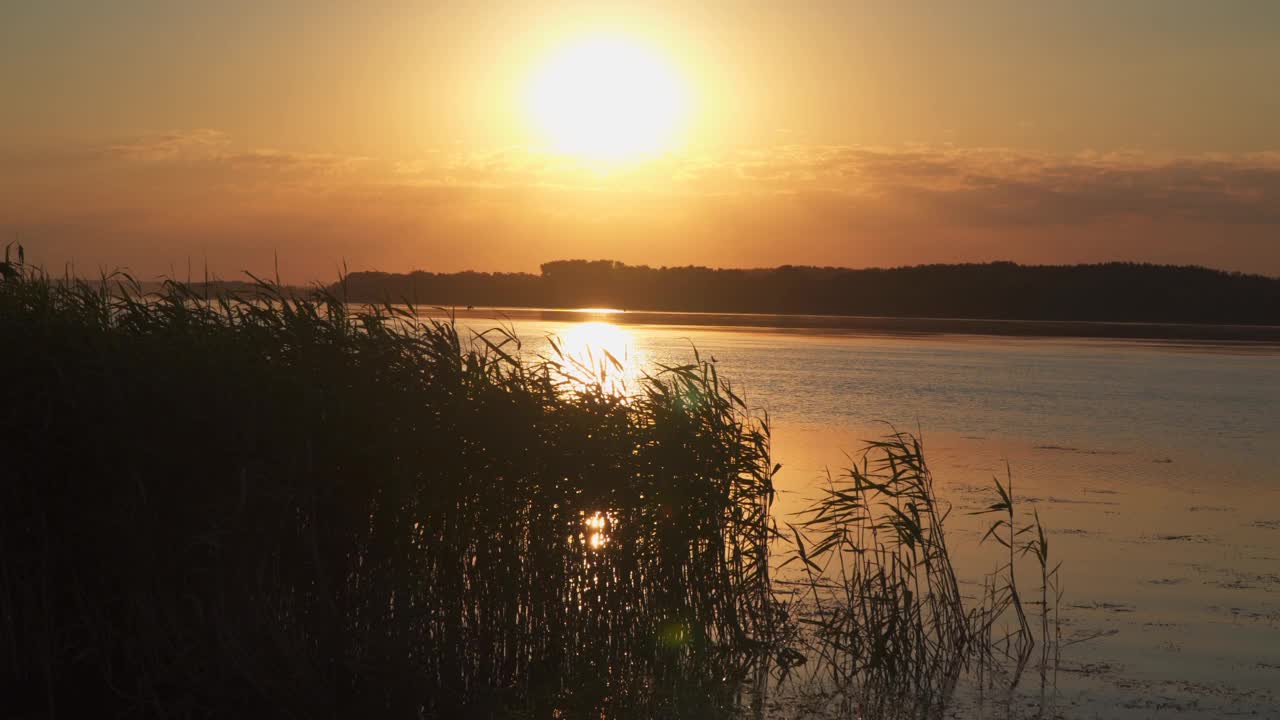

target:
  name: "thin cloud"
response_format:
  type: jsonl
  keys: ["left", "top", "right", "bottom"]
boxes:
{"left": 2, "top": 133, "right": 1278, "bottom": 280}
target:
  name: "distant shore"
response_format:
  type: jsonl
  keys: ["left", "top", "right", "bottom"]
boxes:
{"left": 336, "top": 260, "right": 1280, "bottom": 329}
{"left": 435, "top": 305, "right": 1280, "bottom": 343}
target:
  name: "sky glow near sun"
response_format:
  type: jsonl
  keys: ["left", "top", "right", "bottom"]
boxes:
{"left": 526, "top": 36, "right": 688, "bottom": 163}
{"left": 3, "top": 2, "right": 1280, "bottom": 279}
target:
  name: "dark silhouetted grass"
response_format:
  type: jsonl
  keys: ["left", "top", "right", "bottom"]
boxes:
{"left": 0, "top": 268, "right": 780, "bottom": 718}
{"left": 779, "top": 432, "right": 1062, "bottom": 718}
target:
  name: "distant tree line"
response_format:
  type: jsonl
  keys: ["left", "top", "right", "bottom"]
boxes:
{"left": 332, "top": 260, "right": 1280, "bottom": 325}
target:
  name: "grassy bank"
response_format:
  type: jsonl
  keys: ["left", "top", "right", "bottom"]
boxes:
{"left": 0, "top": 270, "right": 779, "bottom": 718}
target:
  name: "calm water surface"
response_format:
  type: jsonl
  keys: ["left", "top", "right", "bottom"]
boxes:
{"left": 442, "top": 308, "right": 1280, "bottom": 717}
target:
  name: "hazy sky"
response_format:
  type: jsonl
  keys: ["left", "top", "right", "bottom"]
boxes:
{"left": 3, "top": 0, "right": 1279, "bottom": 280}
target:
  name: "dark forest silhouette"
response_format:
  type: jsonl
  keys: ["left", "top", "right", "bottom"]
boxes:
{"left": 334, "top": 260, "right": 1280, "bottom": 325}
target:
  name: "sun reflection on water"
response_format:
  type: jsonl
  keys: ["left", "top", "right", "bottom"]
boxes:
{"left": 552, "top": 321, "right": 644, "bottom": 393}
{"left": 581, "top": 510, "right": 614, "bottom": 550}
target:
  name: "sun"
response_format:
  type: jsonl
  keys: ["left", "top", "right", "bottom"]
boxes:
{"left": 526, "top": 36, "right": 688, "bottom": 163}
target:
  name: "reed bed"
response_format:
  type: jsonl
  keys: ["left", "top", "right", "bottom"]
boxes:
{"left": 779, "top": 433, "right": 1061, "bottom": 719}
{"left": 0, "top": 268, "right": 779, "bottom": 718}
{"left": 0, "top": 265, "right": 1061, "bottom": 719}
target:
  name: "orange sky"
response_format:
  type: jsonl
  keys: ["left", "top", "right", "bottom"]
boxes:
{"left": 3, "top": 1, "right": 1279, "bottom": 281}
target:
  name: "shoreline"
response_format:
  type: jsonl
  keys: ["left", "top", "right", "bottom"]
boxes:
{"left": 418, "top": 305, "right": 1280, "bottom": 344}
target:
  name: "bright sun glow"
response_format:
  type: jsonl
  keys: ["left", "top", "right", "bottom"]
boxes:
{"left": 554, "top": 321, "right": 643, "bottom": 393}
{"left": 526, "top": 36, "right": 688, "bottom": 162}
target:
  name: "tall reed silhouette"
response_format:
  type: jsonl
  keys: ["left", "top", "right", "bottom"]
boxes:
{"left": 0, "top": 268, "right": 780, "bottom": 718}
